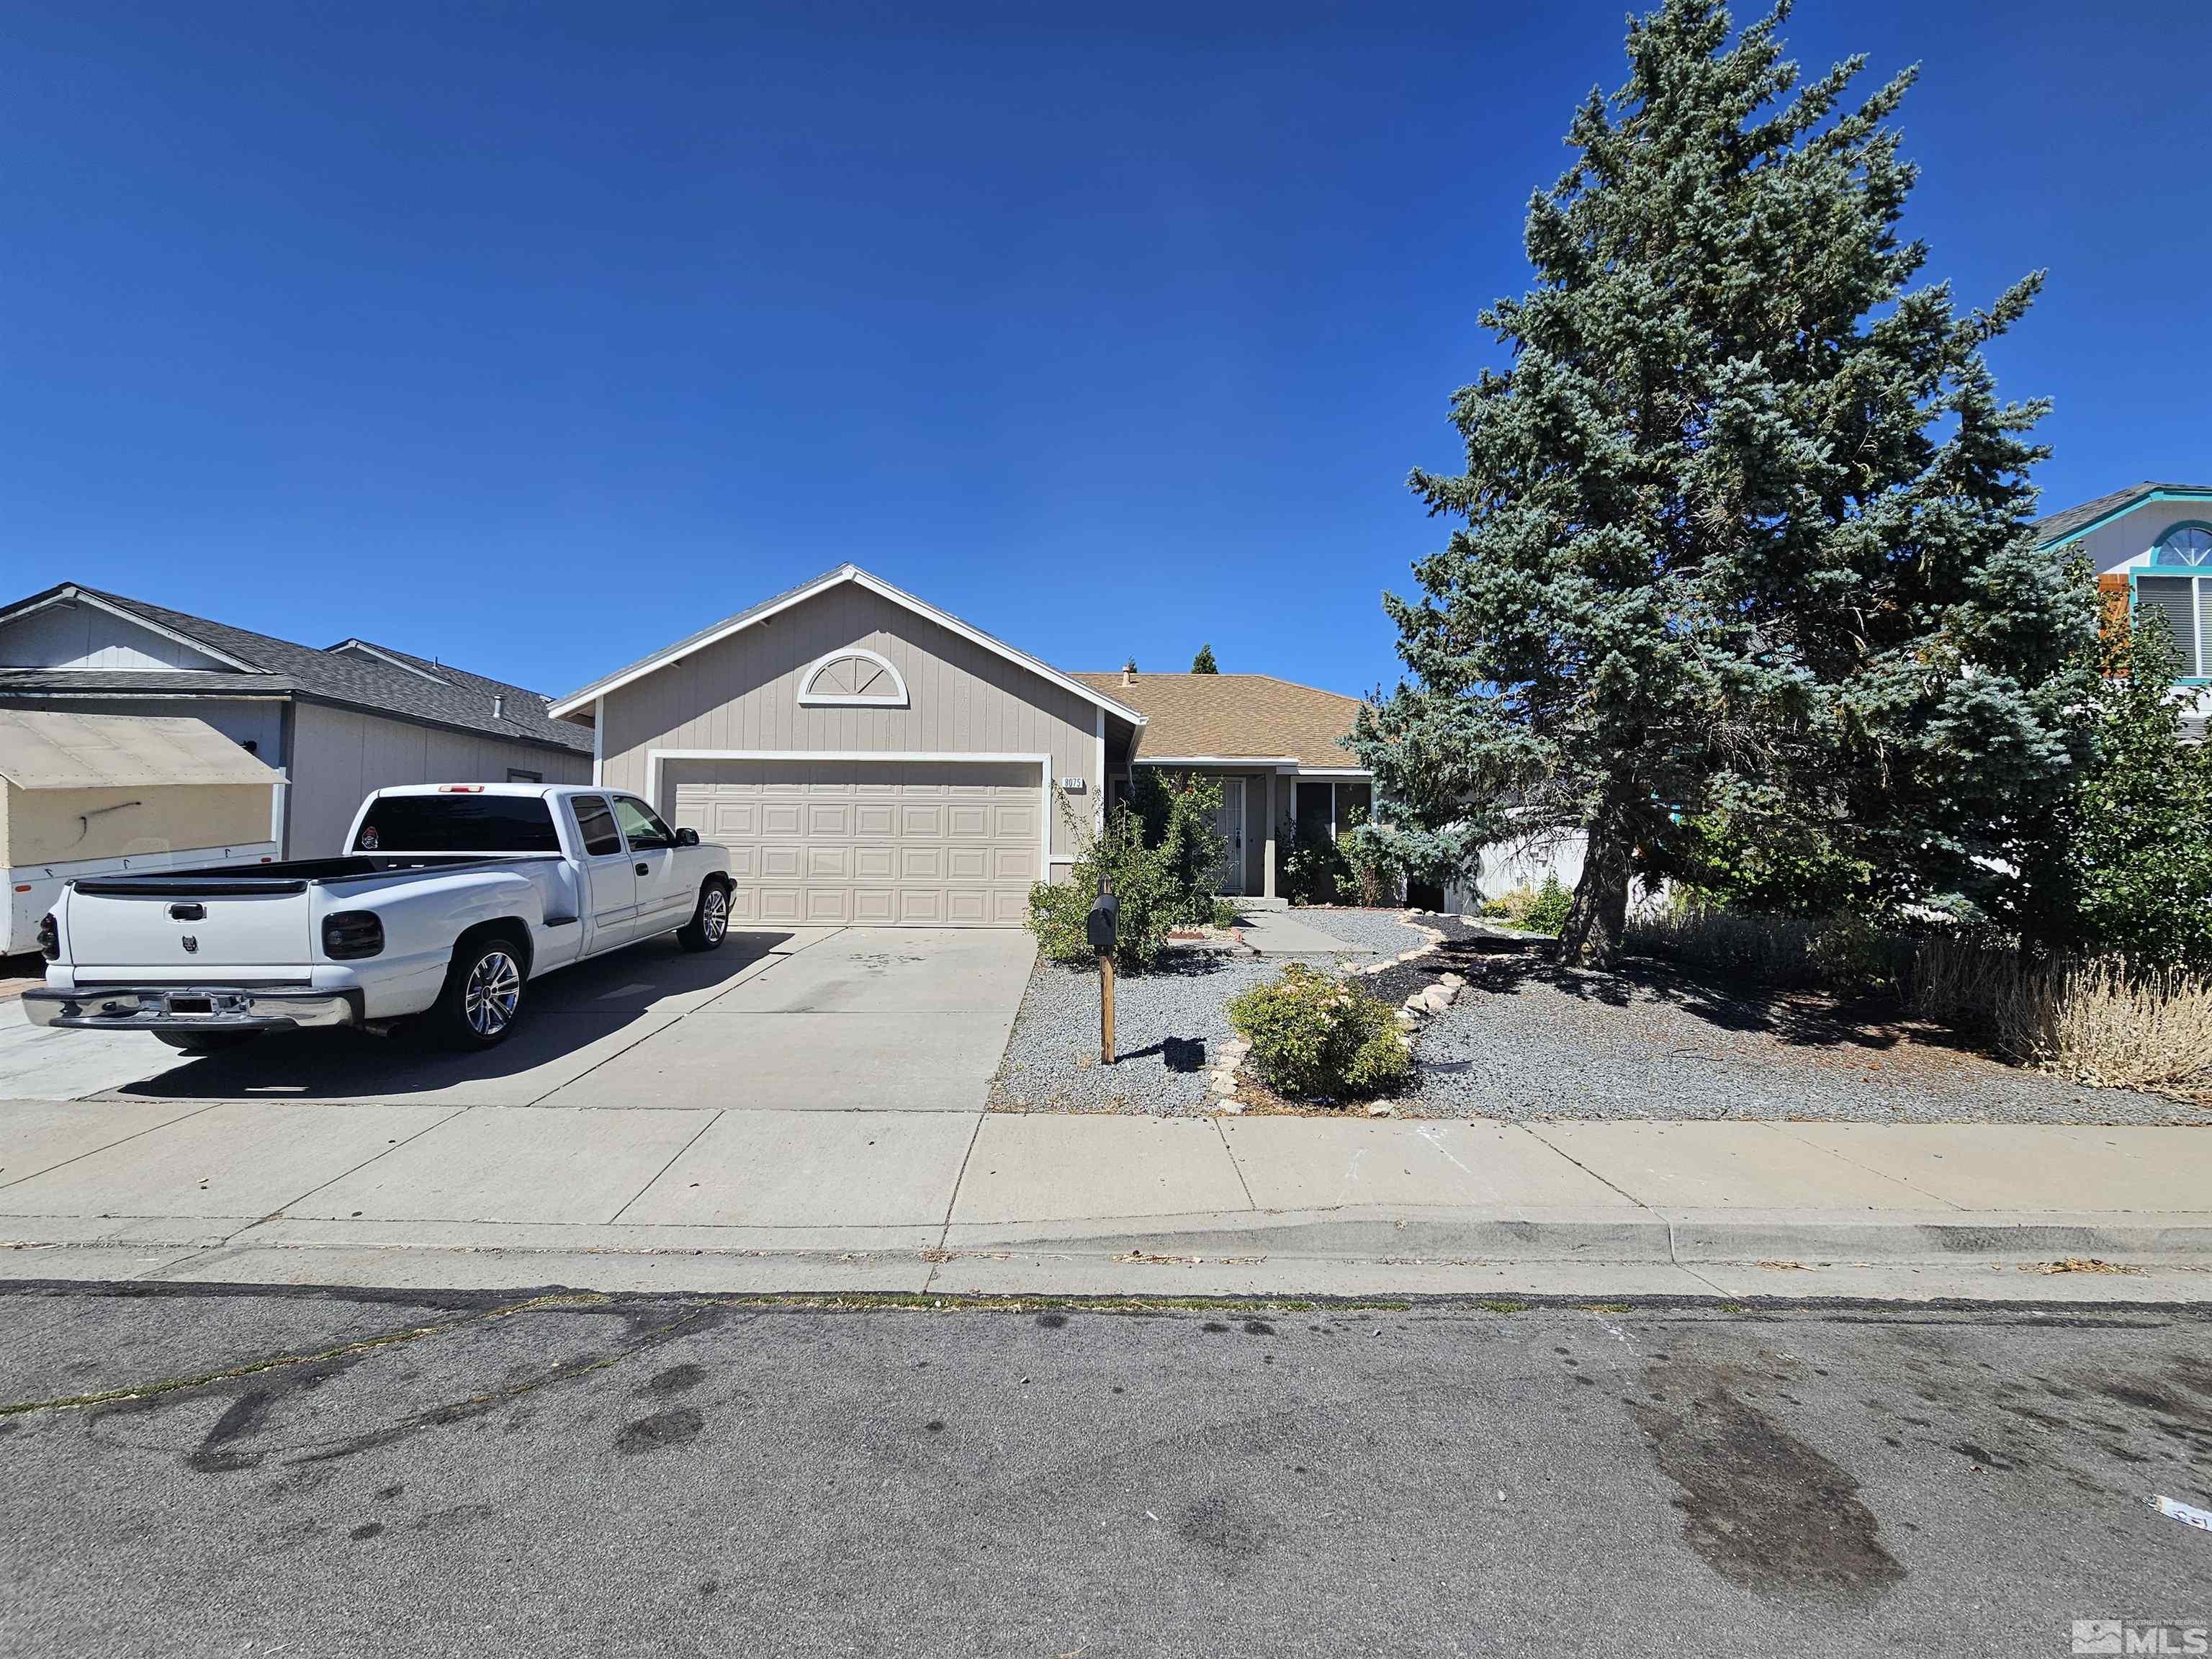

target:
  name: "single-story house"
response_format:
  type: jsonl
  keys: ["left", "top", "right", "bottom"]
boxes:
{"left": 2038, "top": 481, "right": 2212, "bottom": 734}
{"left": 0, "top": 583, "right": 593, "bottom": 856}
{"left": 549, "top": 564, "right": 1374, "bottom": 926}
{"left": 1069, "top": 668, "right": 1372, "bottom": 900}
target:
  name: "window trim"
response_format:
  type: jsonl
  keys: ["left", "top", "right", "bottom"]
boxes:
{"left": 796, "top": 647, "right": 910, "bottom": 708}
{"left": 2149, "top": 521, "right": 2212, "bottom": 570}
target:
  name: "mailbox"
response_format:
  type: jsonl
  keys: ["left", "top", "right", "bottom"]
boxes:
{"left": 1085, "top": 891, "right": 1120, "bottom": 956}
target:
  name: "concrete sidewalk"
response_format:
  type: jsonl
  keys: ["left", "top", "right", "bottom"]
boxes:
{"left": 3, "top": 1102, "right": 2209, "bottom": 1301}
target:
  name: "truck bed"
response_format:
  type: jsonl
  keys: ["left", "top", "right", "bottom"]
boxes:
{"left": 71, "top": 853, "right": 565, "bottom": 897}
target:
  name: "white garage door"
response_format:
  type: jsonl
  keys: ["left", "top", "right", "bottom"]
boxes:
{"left": 667, "top": 758, "right": 1043, "bottom": 927}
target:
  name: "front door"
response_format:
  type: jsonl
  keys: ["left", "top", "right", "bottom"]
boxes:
{"left": 1212, "top": 778, "right": 1245, "bottom": 896}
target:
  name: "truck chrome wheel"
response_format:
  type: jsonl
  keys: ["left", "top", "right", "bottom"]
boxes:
{"left": 701, "top": 887, "right": 728, "bottom": 944}
{"left": 463, "top": 950, "right": 522, "bottom": 1036}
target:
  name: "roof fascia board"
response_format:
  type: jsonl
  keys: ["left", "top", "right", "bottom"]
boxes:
{"left": 1135, "top": 755, "right": 1305, "bottom": 766}
{"left": 547, "top": 565, "right": 1146, "bottom": 727}
{"left": 2041, "top": 488, "right": 2212, "bottom": 552}
{"left": 1, "top": 587, "right": 261, "bottom": 674}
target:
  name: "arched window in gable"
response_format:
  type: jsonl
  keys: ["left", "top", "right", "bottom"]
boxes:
{"left": 797, "top": 647, "right": 909, "bottom": 707}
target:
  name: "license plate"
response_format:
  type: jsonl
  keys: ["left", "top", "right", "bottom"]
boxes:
{"left": 164, "top": 994, "right": 214, "bottom": 1016}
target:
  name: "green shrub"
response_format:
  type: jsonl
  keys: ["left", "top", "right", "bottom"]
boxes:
{"left": 1026, "top": 812, "right": 1177, "bottom": 972}
{"left": 1027, "top": 778, "right": 1232, "bottom": 971}
{"left": 1341, "top": 809, "right": 1405, "bottom": 907}
{"left": 1524, "top": 873, "right": 1573, "bottom": 933}
{"left": 1226, "top": 963, "right": 1412, "bottom": 1101}
{"left": 1279, "top": 814, "right": 1352, "bottom": 905}
{"left": 1482, "top": 875, "right": 1571, "bottom": 933}
{"left": 1210, "top": 897, "right": 1239, "bottom": 928}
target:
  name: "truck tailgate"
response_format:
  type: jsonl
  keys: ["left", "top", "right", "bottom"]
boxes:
{"left": 64, "top": 876, "right": 315, "bottom": 972}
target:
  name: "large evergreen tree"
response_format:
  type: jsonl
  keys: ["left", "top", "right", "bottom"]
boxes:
{"left": 1191, "top": 643, "right": 1220, "bottom": 673}
{"left": 1354, "top": 0, "right": 2093, "bottom": 965}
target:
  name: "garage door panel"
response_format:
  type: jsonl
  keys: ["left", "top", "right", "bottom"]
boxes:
{"left": 670, "top": 758, "right": 1040, "bottom": 928}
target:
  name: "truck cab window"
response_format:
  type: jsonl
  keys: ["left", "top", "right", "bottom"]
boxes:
{"left": 612, "top": 796, "right": 675, "bottom": 850}
{"left": 571, "top": 796, "right": 624, "bottom": 858}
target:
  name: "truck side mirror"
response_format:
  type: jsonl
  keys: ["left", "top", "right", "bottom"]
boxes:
{"left": 1085, "top": 892, "right": 1120, "bottom": 956}
{"left": 675, "top": 827, "right": 701, "bottom": 847}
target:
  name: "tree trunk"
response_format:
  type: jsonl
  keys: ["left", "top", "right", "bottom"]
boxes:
{"left": 1557, "top": 816, "right": 1633, "bottom": 968}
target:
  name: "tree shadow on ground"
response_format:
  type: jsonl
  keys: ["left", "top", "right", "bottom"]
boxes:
{"left": 1428, "top": 935, "right": 1992, "bottom": 1061}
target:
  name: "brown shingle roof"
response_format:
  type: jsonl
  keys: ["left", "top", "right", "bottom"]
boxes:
{"left": 1071, "top": 672, "right": 1368, "bottom": 769}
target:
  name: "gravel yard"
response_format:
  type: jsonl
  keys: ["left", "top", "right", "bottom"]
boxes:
{"left": 1272, "top": 907, "right": 1434, "bottom": 957}
{"left": 1401, "top": 934, "right": 2203, "bottom": 1126}
{"left": 989, "top": 908, "right": 1421, "bottom": 1115}
{"left": 992, "top": 908, "right": 2207, "bottom": 1125}
{"left": 990, "top": 953, "right": 1341, "bottom": 1115}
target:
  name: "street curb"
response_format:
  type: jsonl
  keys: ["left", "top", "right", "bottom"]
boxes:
{"left": 940, "top": 1205, "right": 2212, "bottom": 1264}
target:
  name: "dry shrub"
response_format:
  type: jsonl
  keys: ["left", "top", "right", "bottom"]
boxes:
{"left": 1987, "top": 958, "right": 2212, "bottom": 1092}
{"left": 1909, "top": 935, "right": 2212, "bottom": 1091}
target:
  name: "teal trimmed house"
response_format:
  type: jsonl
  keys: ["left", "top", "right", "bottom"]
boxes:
{"left": 2037, "top": 482, "right": 2212, "bottom": 734}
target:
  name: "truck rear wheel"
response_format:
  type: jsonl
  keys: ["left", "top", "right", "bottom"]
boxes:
{"left": 676, "top": 880, "right": 731, "bottom": 953}
{"left": 431, "top": 932, "right": 528, "bottom": 1049}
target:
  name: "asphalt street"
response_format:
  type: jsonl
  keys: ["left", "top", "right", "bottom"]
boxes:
{"left": 1, "top": 1285, "right": 2208, "bottom": 1658}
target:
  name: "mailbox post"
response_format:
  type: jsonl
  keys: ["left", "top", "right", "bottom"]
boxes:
{"left": 1085, "top": 884, "right": 1120, "bottom": 1065}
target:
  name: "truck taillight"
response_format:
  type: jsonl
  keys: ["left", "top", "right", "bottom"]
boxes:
{"left": 36, "top": 913, "right": 58, "bottom": 961}
{"left": 322, "top": 911, "right": 385, "bottom": 961}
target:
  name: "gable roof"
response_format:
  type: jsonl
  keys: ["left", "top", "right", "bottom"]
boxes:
{"left": 0, "top": 583, "right": 590, "bottom": 755}
{"left": 547, "top": 564, "right": 1146, "bottom": 727}
{"left": 1070, "top": 672, "right": 1369, "bottom": 770}
{"left": 2033, "top": 482, "right": 2212, "bottom": 549}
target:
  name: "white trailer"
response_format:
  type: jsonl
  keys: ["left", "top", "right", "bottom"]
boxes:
{"left": 1, "top": 709, "right": 279, "bottom": 957}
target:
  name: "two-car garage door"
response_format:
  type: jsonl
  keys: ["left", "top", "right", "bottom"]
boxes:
{"left": 667, "top": 759, "right": 1041, "bottom": 927}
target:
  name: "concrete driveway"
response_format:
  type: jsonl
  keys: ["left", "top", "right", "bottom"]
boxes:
{"left": 6, "top": 925, "right": 1033, "bottom": 1112}
{"left": 0, "top": 927, "right": 1035, "bottom": 1273}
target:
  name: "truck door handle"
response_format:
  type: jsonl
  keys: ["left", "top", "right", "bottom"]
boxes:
{"left": 635, "top": 863, "right": 649, "bottom": 876}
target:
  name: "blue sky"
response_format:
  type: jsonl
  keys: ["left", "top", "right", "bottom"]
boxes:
{"left": 4, "top": 1, "right": 2207, "bottom": 703}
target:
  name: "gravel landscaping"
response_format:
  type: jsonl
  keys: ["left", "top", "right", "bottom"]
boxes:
{"left": 1272, "top": 907, "right": 1434, "bottom": 957}
{"left": 993, "top": 908, "right": 2208, "bottom": 1125}
{"left": 1399, "top": 933, "right": 2205, "bottom": 1126}
{"left": 990, "top": 909, "right": 1433, "bottom": 1115}
{"left": 991, "top": 953, "right": 1342, "bottom": 1115}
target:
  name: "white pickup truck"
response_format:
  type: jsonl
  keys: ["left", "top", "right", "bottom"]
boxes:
{"left": 25, "top": 784, "right": 734, "bottom": 1053}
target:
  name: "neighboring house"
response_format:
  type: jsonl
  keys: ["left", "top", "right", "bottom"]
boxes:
{"left": 2037, "top": 481, "right": 2212, "bottom": 734}
{"left": 549, "top": 564, "right": 1374, "bottom": 926}
{"left": 1068, "top": 670, "right": 1372, "bottom": 901}
{"left": 0, "top": 583, "right": 593, "bottom": 856}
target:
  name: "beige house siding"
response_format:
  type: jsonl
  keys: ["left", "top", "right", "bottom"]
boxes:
{"left": 597, "top": 582, "right": 1103, "bottom": 866}
{"left": 287, "top": 701, "right": 590, "bottom": 856}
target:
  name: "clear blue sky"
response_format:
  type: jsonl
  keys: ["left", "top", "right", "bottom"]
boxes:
{"left": 5, "top": 1, "right": 2207, "bottom": 703}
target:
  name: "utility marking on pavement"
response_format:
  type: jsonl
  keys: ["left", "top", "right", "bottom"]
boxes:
{"left": 1415, "top": 1124, "right": 1470, "bottom": 1175}
{"left": 2152, "top": 1495, "right": 2212, "bottom": 1534}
